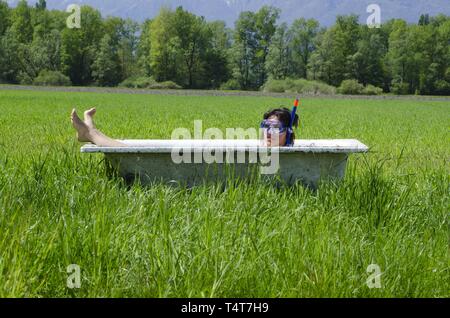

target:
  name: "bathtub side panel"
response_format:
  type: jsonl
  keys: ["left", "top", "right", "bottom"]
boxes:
{"left": 105, "top": 153, "right": 257, "bottom": 186}
{"left": 105, "top": 152, "right": 349, "bottom": 188}
{"left": 278, "top": 153, "right": 348, "bottom": 188}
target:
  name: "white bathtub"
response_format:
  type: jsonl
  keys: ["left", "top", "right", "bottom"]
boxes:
{"left": 81, "top": 139, "right": 369, "bottom": 188}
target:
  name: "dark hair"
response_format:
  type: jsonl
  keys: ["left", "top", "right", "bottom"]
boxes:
{"left": 263, "top": 107, "right": 299, "bottom": 143}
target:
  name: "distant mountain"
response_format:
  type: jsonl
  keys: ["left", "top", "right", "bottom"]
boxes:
{"left": 7, "top": 0, "right": 450, "bottom": 27}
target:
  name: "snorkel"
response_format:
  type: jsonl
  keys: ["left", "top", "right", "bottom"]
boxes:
{"left": 285, "top": 98, "right": 299, "bottom": 146}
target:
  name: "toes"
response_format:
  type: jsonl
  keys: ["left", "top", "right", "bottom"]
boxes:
{"left": 71, "top": 109, "right": 78, "bottom": 120}
{"left": 85, "top": 108, "right": 97, "bottom": 116}
{"left": 71, "top": 111, "right": 84, "bottom": 126}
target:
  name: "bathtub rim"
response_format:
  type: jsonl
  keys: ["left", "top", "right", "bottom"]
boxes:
{"left": 80, "top": 139, "right": 369, "bottom": 154}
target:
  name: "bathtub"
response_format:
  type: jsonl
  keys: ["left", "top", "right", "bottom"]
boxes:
{"left": 81, "top": 139, "right": 369, "bottom": 188}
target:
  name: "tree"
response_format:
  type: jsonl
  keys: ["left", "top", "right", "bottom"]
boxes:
{"left": 434, "top": 18, "right": 450, "bottom": 94}
{"left": 10, "top": 0, "right": 33, "bottom": 43}
{"left": 136, "top": 19, "right": 152, "bottom": 76}
{"left": 307, "top": 30, "right": 335, "bottom": 83}
{"left": 0, "top": 0, "right": 10, "bottom": 37}
{"left": 348, "top": 27, "right": 387, "bottom": 87}
{"left": 149, "top": 6, "right": 222, "bottom": 88}
{"left": 411, "top": 24, "right": 438, "bottom": 94}
{"left": 104, "top": 17, "right": 140, "bottom": 81}
{"left": 92, "top": 34, "right": 122, "bottom": 86}
{"left": 118, "top": 19, "right": 140, "bottom": 80}
{"left": 172, "top": 7, "right": 210, "bottom": 88}
{"left": 61, "top": 6, "right": 104, "bottom": 85}
{"left": 35, "top": 0, "right": 46, "bottom": 10}
{"left": 202, "top": 21, "right": 231, "bottom": 88}
{"left": 230, "top": 6, "right": 280, "bottom": 90}
{"left": 14, "top": 29, "right": 62, "bottom": 84}
{"left": 149, "top": 8, "right": 179, "bottom": 83}
{"left": 307, "top": 15, "right": 361, "bottom": 86}
{"left": 418, "top": 14, "right": 430, "bottom": 26}
{"left": 265, "top": 23, "right": 293, "bottom": 80}
{"left": 289, "top": 18, "right": 319, "bottom": 78}
{"left": 0, "top": 29, "right": 21, "bottom": 83}
{"left": 254, "top": 6, "right": 280, "bottom": 86}
{"left": 231, "top": 11, "right": 258, "bottom": 89}
{"left": 386, "top": 20, "right": 417, "bottom": 94}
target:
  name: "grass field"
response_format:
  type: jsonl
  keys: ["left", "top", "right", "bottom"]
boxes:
{"left": 0, "top": 89, "right": 448, "bottom": 297}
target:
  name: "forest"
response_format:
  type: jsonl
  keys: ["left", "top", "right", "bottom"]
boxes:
{"left": 0, "top": 0, "right": 449, "bottom": 95}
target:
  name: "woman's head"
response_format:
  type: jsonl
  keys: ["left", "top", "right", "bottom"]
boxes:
{"left": 261, "top": 107, "right": 299, "bottom": 146}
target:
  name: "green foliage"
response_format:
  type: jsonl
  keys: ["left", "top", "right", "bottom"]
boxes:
{"left": 390, "top": 81, "right": 410, "bottom": 95}
{"left": 262, "top": 78, "right": 286, "bottom": 92}
{"left": 13, "top": 29, "right": 62, "bottom": 84}
{"left": 0, "top": 29, "right": 20, "bottom": 83}
{"left": 348, "top": 27, "right": 387, "bottom": 88}
{"left": 172, "top": 7, "right": 209, "bottom": 88}
{"left": 337, "top": 79, "right": 365, "bottom": 95}
{"left": 32, "top": 70, "right": 71, "bottom": 86}
{"left": 0, "top": 0, "right": 10, "bottom": 37}
{"left": 150, "top": 80, "right": 182, "bottom": 89}
{"left": 385, "top": 17, "right": 450, "bottom": 95}
{"left": 103, "top": 17, "right": 140, "bottom": 81}
{"left": 263, "top": 78, "right": 336, "bottom": 94}
{"left": 289, "top": 18, "right": 320, "bottom": 78}
{"left": 362, "top": 84, "right": 384, "bottom": 95}
{"left": 136, "top": 19, "right": 152, "bottom": 77}
{"left": 92, "top": 34, "right": 122, "bottom": 87}
{"left": 434, "top": 79, "right": 450, "bottom": 95}
{"left": 309, "top": 15, "right": 361, "bottom": 87}
{"left": 337, "top": 80, "right": 384, "bottom": 95}
{"left": 61, "top": 6, "right": 104, "bottom": 86}
{"left": 231, "top": 6, "right": 280, "bottom": 90}
{"left": 265, "top": 23, "right": 293, "bottom": 80}
{"left": 219, "top": 78, "right": 241, "bottom": 90}
{"left": 148, "top": 7, "right": 228, "bottom": 89}
{"left": 254, "top": 6, "right": 281, "bottom": 86}
{"left": 203, "top": 21, "right": 232, "bottom": 88}
{"left": 149, "top": 8, "right": 179, "bottom": 84}
{"left": 119, "top": 76, "right": 155, "bottom": 88}
{"left": 10, "top": 0, "right": 33, "bottom": 43}
{"left": 119, "top": 76, "right": 181, "bottom": 89}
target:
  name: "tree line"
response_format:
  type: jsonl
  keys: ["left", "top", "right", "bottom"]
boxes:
{"left": 0, "top": 0, "right": 449, "bottom": 95}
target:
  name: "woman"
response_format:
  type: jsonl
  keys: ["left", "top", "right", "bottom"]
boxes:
{"left": 71, "top": 107, "right": 299, "bottom": 147}
{"left": 260, "top": 107, "right": 299, "bottom": 146}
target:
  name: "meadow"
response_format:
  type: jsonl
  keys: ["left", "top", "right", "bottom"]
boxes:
{"left": 0, "top": 88, "right": 448, "bottom": 297}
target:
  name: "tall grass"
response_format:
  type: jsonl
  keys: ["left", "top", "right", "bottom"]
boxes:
{"left": 0, "top": 90, "right": 448, "bottom": 297}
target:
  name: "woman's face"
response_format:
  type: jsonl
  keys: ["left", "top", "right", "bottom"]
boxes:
{"left": 263, "top": 115, "right": 287, "bottom": 147}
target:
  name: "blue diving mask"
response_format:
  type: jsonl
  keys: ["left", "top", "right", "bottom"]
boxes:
{"left": 260, "top": 119, "right": 288, "bottom": 134}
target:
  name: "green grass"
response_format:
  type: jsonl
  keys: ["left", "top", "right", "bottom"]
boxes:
{"left": 0, "top": 89, "right": 448, "bottom": 297}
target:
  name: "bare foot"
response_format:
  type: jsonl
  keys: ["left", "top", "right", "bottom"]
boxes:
{"left": 84, "top": 108, "right": 97, "bottom": 129}
{"left": 71, "top": 109, "right": 92, "bottom": 142}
